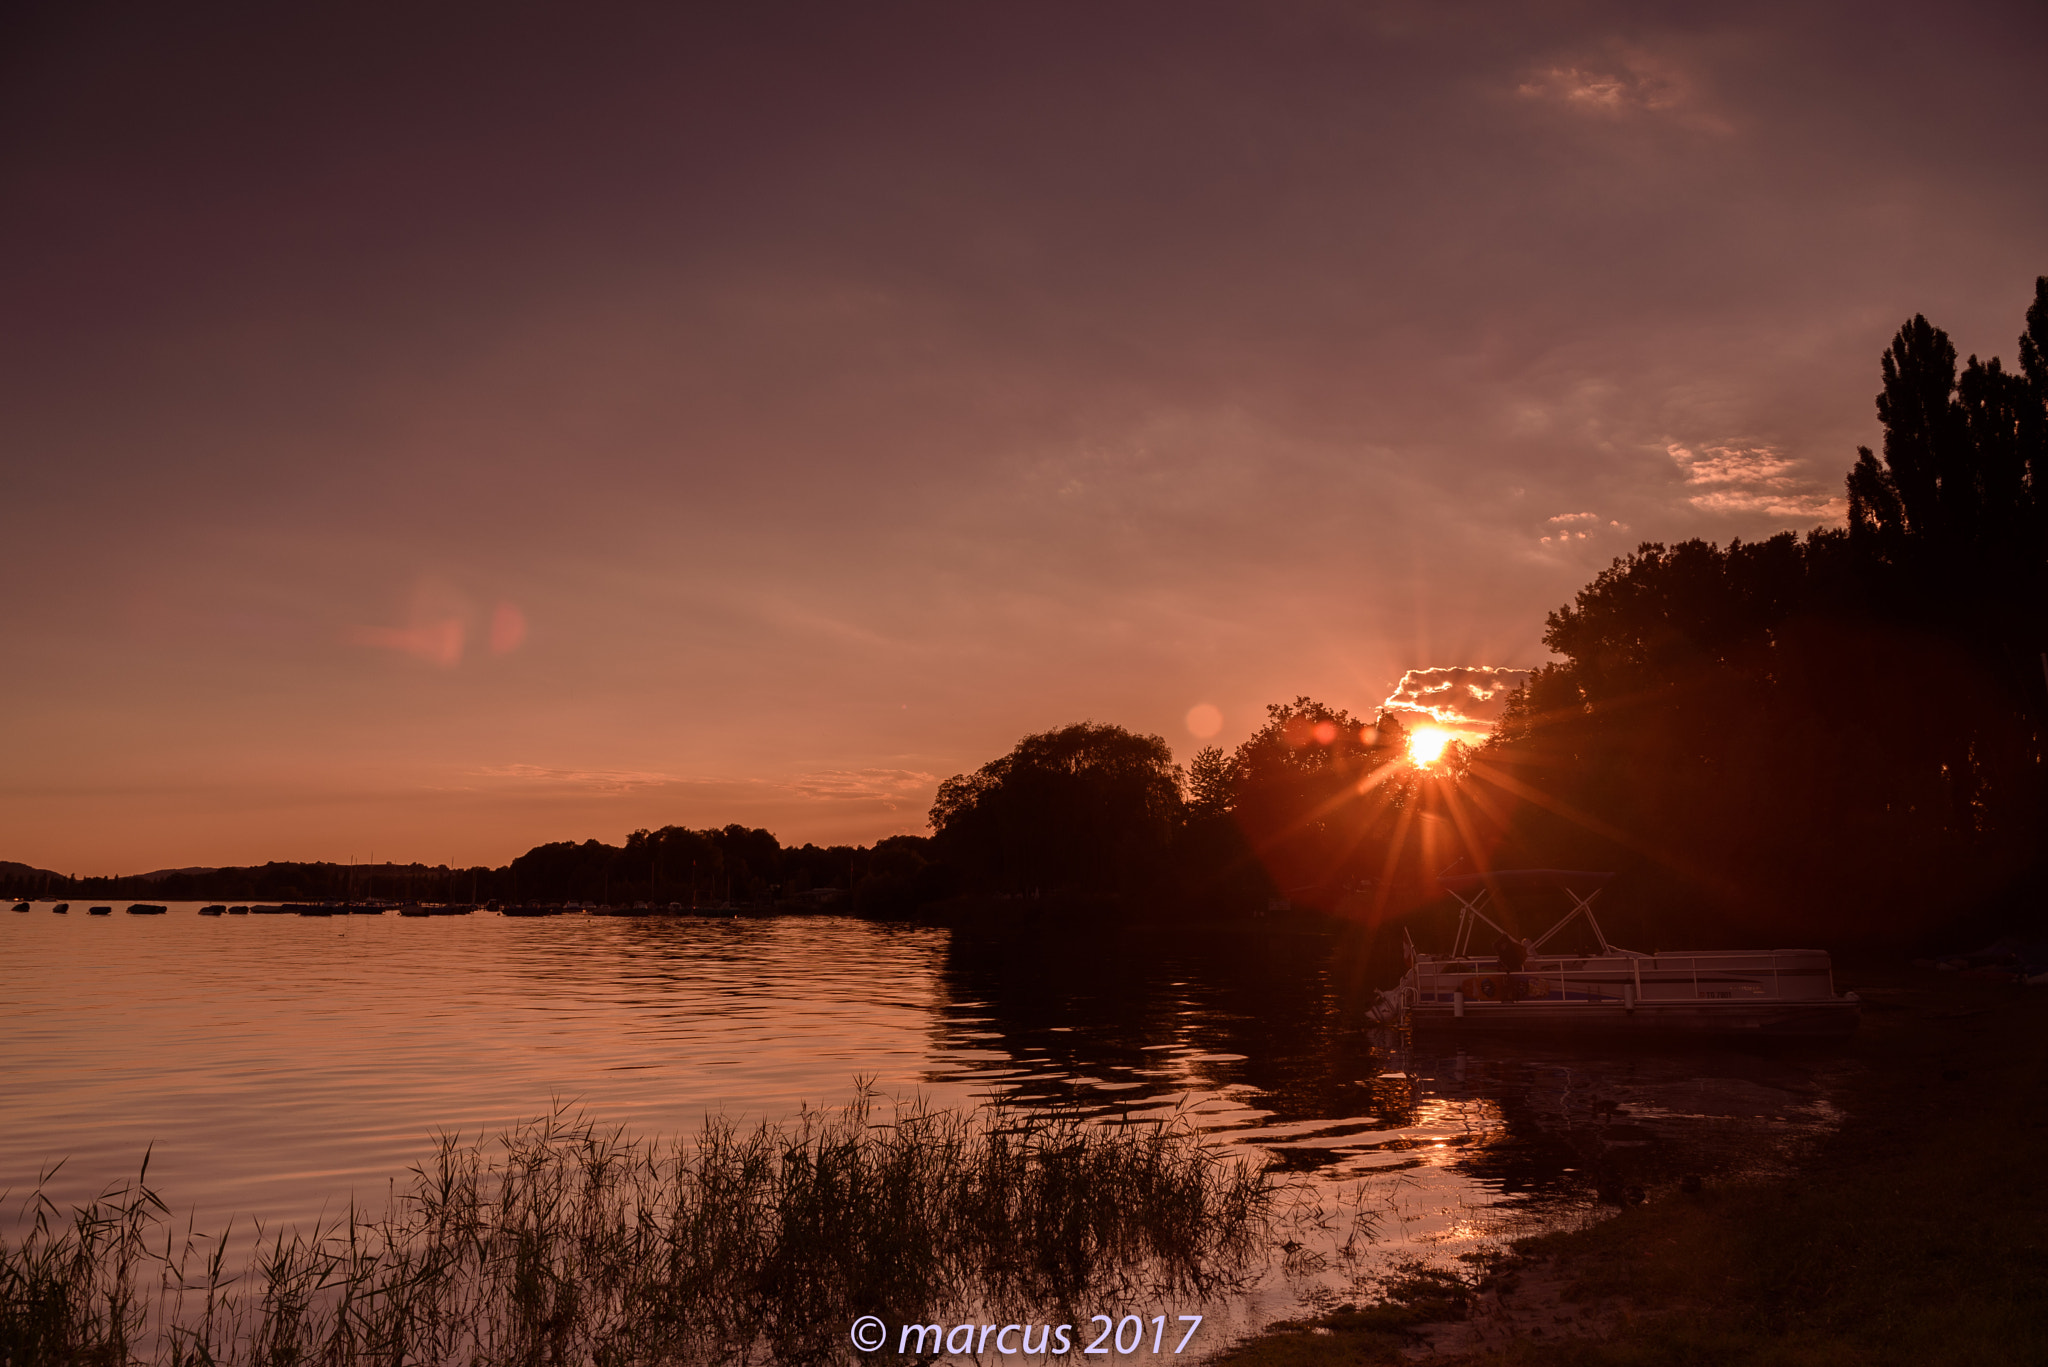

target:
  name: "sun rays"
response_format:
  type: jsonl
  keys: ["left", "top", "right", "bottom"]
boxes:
{"left": 1406, "top": 726, "right": 1454, "bottom": 766}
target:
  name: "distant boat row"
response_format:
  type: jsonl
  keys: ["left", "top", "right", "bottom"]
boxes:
{"left": 11, "top": 900, "right": 748, "bottom": 918}
{"left": 502, "top": 902, "right": 742, "bottom": 917}
{"left": 13, "top": 901, "right": 159, "bottom": 914}
{"left": 12, "top": 901, "right": 151, "bottom": 914}
{"left": 232, "top": 903, "right": 473, "bottom": 916}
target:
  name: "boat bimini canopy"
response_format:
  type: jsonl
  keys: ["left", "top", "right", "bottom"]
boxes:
{"left": 1434, "top": 869, "right": 1630, "bottom": 958}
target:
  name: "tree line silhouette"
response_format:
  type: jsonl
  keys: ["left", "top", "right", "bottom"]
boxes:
{"left": 1473, "top": 277, "right": 2048, "bottom": 947}
{"left": 0, "top": 830, "right": 931, "bottom": 911}
{"left": 921, "top": 277, "right": 2048, "bottom": 946}
{"left": 8, "top": 279, "right": 2044, "bottom": 947}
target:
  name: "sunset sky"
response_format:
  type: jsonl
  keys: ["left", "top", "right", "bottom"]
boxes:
{"left": 5, "top": 1, "right": 2045, "bottom": 873}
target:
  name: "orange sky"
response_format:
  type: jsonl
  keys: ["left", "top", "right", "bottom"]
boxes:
{"left": 4, "top": 1, "right": 2046, "bottom": 872}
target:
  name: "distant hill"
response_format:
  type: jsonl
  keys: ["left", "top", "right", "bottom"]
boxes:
{"left": 2, "top": 861, "right": 222, "bottom": 886}
{"left": 136, "top": 866, "right": 222, "bottom": 882}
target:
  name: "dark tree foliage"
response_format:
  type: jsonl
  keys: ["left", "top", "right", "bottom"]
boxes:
{"left": 1226, "top": 697, "right": 1410, "bottom": 908}
{"left": 1847, "top": 285, "right": 2048, "bottom": 729}
{"left": 928, "top": 723, "right": 1184, "bottom": 898}
{"left": 851, "top": 834, "right": 952, "bottom": 917}
{"left": 1171, "top": 745, "right": 1266, "bottom": 913}
{"left": 785, "top": 841, "right": 861, "bottom": 895}
{"left": 1482, "top": 278, "right": 2048, "bottom": 945}
{"left": 1184, "top": 746, "right": 1236, "bottom": 822}
{"left": 613, "top": 826, "right": 723, "bottom": 901}
{"left": 503, "top": 824, "right": 877, "bottom": 905}
{"left": 3, "top": 829, "right": 914, "bottom": 908}
{"left": 0, "top": 860, "right": 494, "bottom": 903}
{"left": 1483, "top": 534, "right": 1905, "bottom": 939}
{"left": 710, "top": 824, "right": 782, "bottom": 898}
{"left": 508, "top": 839, "right": 626, "bottom": 902}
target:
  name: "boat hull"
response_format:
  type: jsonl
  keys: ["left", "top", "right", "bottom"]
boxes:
{"left": 1383, "top": 947, "right": 1860, "bottom": 1036}
{"left": 1406, "top": 997, "right": 1859, "bottom": 1034}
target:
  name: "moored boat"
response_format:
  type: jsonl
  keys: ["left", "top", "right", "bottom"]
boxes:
{"left": 127, "top": 903, "right": 168, "bottom": 915}
{"left": 52, "top": 903, "right": 69, "bottom": 913}
{"left": 1370, "top": 870, "right": 1859, "bottom": 1035}
{"left": 89, "top": 906, "right": 112, "bottom": 915}
{"left": 200, "top": 904, "right": 226, "bottom": 916}
{"left": 10, "top": 902, "right": 28, "bottom": 912}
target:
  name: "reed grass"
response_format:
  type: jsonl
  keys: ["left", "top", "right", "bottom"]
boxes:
{"left": 2, "top": 1089, "right": 1272, "bottom": 1366}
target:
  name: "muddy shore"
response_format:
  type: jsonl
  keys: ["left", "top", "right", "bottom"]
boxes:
{"left": 1215, "top": 964, "right": 2048, "bottom": 1365}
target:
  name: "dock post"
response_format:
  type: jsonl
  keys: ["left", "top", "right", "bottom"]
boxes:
{"left": 1453, "top": 990, "right": 1464, "bottom": 1018}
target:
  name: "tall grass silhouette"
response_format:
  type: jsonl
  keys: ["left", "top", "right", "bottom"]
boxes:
{"left": 2, "top": 1090, "right": 1272, "bottom": 1365}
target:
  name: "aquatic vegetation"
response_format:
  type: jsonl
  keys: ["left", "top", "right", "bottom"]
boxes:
{"left": 0, "top": 1090, "right": 1271, "bottom": 1366}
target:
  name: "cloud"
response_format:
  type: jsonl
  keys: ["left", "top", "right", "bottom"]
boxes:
{"left": 1520, "top": 66, "right": 1675, "bottom": 114}
{"left": 467, "top": 764, "right": 936, "bottom": 812}
{"left": 786, "top": 769, "right": 937, "bottom": 803}
{"left": 1668, "top": 443, "right": 1846, "bottom": 520}
{"left": 1381, "top": 666, "right": 1535, "bottom": 742}
{"left": 1516, "top": 42, "right": 1728, "bottom": 132}
{"left": 473, "top": 764, "right": 681, "bottom": 793}
{"left": 1538, "top": 511, "right": 1625, "bottom": 546}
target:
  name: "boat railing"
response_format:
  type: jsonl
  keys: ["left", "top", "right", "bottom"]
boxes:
{"left": 1414, "top": 947, "right": 1834, "bottom": 1003}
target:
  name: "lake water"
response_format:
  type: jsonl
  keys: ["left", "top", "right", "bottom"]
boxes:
{"left": 2, "top": 903, "right": 1848, "bottom": 1352}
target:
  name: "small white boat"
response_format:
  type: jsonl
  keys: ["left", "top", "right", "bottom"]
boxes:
{"left": 1370, "top": 870, "right": 1859, "bottom": 1035}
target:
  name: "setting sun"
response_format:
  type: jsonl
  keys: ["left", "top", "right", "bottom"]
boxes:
{"left": 1407, "top": 725, "right": 1454, "bottom": 766}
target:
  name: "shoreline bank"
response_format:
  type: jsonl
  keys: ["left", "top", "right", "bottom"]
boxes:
{"left": 1215, "top": 964, "right": 2047, "bottom": 1365}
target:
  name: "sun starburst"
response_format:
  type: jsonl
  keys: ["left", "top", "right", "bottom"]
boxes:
{"left": 1407, "top": 725, "right": 1454, "bottom": 766}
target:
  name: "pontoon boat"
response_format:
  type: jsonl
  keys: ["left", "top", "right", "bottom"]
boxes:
{"left": 1370, "top": 870, "right": 1859, "bottom": 1035}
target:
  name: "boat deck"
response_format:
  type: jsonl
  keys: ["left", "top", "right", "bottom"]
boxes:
{"left": 1375, "top": 870, "right": 1860, "bottom": 1035}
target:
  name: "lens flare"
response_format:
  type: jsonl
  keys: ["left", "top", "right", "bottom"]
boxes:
{"left": 490, "top": 601, "right": 528, "bottom": 655}
{"left": 1407, "top": 725, "right": 1453, "bottom": 765}
{"left": 348, "top": 619, "right": 465, "bottom": 667}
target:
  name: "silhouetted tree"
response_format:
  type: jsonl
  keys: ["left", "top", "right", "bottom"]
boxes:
{"left": 1172, "top": 744, "right": 1264, "bottom": 914}
{"left": 851, "top": 834, "right": 944, "bottom": 916}
{"left": 1227, "top": 697, "right": 1410, "bottom": 908}
{"left": 508, "top": 839, "right": 622, "bottom": 902}
{"left": 707, "top": 824, "right": 779, "bottom": 901}
{"left": 1477, "top": 277, "right": 2048, "bottom": 944}
{"left": 929, "top": 722, "right": 1183, "bottom": 899}
{"left": 1184, "top": 746, "right": 1235, "bottom": 821}
{"left": 610, "top": 826, "right": 726, "bottom": 903}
